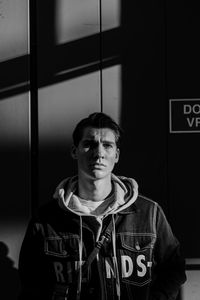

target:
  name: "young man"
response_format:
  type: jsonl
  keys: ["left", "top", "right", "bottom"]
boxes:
{"left": 18, "top": 112, "right": 186, "bottom": 300}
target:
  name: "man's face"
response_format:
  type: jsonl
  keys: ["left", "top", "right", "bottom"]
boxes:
{"left": 72, "top": 127, "right": 120, "bottom": 180}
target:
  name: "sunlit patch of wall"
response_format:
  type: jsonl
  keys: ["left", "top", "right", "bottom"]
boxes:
{"left": 0, "top": 94, "right": 29, "bottom": 147}
{"left": 101, "top": 65, "right": 121, "bottom": 124}
{"left": 182, "top": 259, "right": 200, "bottom": 300}
{"left": 0, "top": 221, "right": 28, "bottom": 269}
{"left": 0, "top": 0, "right": 28, "bottom": 61}
{"left": 38, "top": 74, "right": 102, "bottom": 148}
{"left": 56, "top": 0, "right": 120, "bottom": 44}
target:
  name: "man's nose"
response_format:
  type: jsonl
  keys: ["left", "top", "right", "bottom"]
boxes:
{"left": 94, "top": 144, "right": 105, "bottom": 158}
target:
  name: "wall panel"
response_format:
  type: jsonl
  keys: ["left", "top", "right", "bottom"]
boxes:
{"left": 37, "top": 0, "right": 101, "bottom": 206}
{"left": 166, "top": 0, "right": 200, "bottom": 257}
{"left": 101, "top": 0, "right": 121, "bottom": 123}
{"left": 0, "top": 2, "right": 29, "bottom": 299}
{"left": 0, "top": 0, "right": 28, "bottom": 61}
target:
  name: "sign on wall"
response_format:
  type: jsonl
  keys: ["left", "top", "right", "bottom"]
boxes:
{"left": 169, "top": 99, "right": 200, "bottom": 133}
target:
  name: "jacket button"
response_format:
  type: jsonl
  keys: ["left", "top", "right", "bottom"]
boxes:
{"left": 135, "top": 243, "right": 140, "bottom": 250}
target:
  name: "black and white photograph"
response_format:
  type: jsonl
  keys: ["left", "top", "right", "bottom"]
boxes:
{"left": 0, "top": 1, "right": 200, "bottom": 299}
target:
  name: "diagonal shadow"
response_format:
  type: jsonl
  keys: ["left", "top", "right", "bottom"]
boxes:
{"left": 0, "top": 28, "right": 122, "bottom": 101}
{"left": 39, "top": 27, "right": 122, "bottom": 86}
{"left": 0, "top": 55, "right": 30, "bottom": 100}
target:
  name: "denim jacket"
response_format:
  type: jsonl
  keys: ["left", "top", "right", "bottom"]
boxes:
{"left": 18, "top": 175, "right": 186, "bottom": 300}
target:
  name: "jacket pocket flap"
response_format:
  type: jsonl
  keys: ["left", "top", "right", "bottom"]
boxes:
{"left": 44, "top": 234, "right": 79, "bottom": 257}
{"left": 120, "top": 233, "right": 156, "bottom": 252}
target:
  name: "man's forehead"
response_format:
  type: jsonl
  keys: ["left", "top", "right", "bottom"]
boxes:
{"left": 81, "top": 127, "right": 116, "bottom": 141}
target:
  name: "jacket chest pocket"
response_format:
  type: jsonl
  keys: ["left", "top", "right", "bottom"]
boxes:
{"left": 44, "top": 234, "right": 80, "bottom": 259}
{"left": 118, "top": 233, "right": 156, "bottom": 286}
{"left": 44, "top": 234, "right": 85, "bottom": 285}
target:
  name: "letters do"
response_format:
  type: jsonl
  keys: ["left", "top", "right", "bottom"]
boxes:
{"left": 184, "top": 104, "right": 200, "bottom": 115}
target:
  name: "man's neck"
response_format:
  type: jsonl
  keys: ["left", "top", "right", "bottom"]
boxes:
{"left": 77, "top": 175, "right": 112, "bottom": 202}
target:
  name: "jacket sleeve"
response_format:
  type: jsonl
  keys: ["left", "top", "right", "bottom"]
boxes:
{"left": 150, "top": 204, "right": 187, "bottom": 300}
{"left": 18, "top": 219, "right": 51, "bottom": 300}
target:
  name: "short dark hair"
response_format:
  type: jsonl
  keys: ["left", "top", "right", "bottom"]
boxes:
{"left": 72, "top": 112, "right": 123, "bottom": 147}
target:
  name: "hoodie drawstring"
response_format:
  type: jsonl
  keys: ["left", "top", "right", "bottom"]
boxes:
{"left": 76, "top": 215, "right": 83, "bottom": 300}
{"left": 112, "top": 214, "right": 121, "bottom": 300}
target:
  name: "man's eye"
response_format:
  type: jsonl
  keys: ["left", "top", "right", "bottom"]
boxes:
{"left": 83, "top": 142, "right": 94, "bottom": 148}
{"left": 83, "top": 142, "right": 91, "bottom": 148}
{"left": 103, "top": 143, "right": 113, "bottom": 148}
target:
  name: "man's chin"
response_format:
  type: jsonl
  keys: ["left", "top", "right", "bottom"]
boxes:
{"left": 88, "top": 170, "right": 109, "bottom": 180}
{"left": 91, "top": 170, "right": 105, "bottom": 178}
{"left": 80, "top": 168, "right": 112, "bottom": 180}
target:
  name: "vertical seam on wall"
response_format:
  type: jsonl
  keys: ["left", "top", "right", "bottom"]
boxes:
{"left": 163, "top": 0, "right": 170, "bottom": 218}
{"left": 99, "top": 0, "right": 103, "bottom": 113}
{"left": 29, "top": 0, "right": 39, "bottom": 217}
{"left": 28, "top": 0, "right": 31, "bottom": 217}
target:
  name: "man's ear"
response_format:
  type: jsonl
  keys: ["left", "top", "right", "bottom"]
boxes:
{"left": 71, "top": 145, "right": 77, "bottom": 159}
{"left": 115, "top": 148, "right": 120, "bottom": 163}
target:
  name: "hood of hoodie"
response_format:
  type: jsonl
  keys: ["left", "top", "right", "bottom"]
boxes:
{"left": 54, "top": 174, "right": 138, "bottom": 217}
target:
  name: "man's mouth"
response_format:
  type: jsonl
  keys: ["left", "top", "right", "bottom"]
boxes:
{"left": 90, "top": 162, "right": 106, "bottom": 168}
